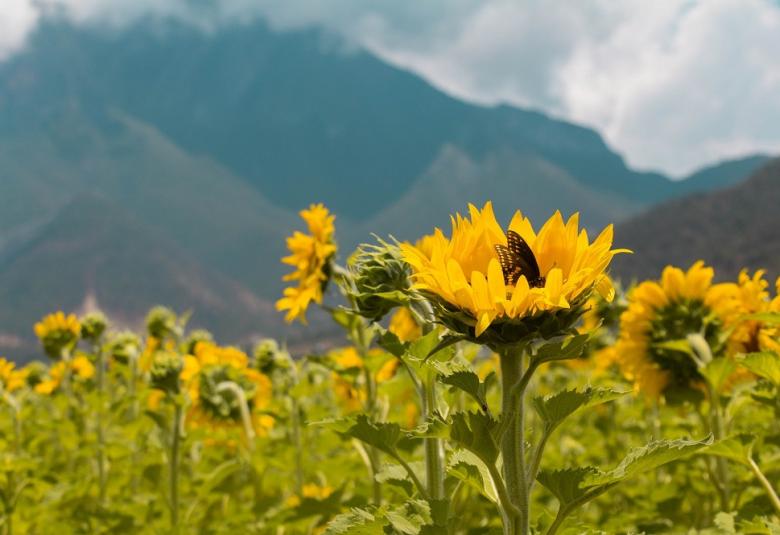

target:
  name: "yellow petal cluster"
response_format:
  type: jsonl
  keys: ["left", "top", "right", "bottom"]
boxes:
{"left": 285, "top": 483, "right": 335, "bottom": 507}
{"left": 0, "top": 358, "right": 28, "bottom": 393}
{"left": 276, "top": 204, "right": 337, "bottom": 323}
{"left": 34, "top": 311, "right": 80, "bottom": 340}
{"left": 330, "top": 347, "right": 363, "bottom": 370}
{"left": 730, "top": 270, "right": 780, "bottom": 354}
{"left": 614, "top": 262, "right": 743, "bottom": 398}
{"left": 388, "top": 307, "right": 422, "bottom": 342}
{"left": 401, "top": 202, "right": 626, "bottom": 336}
{"left": 332, "top": 374, "right": 365, "bottom": 412}
{"left": 34, "top": 355, "right": 95, "bottom": 395}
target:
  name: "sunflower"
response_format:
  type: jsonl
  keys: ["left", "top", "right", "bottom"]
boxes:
{"left": 0, "top": 358, "right": 28, "bottom": 393}
{"left": 34, "top": 355, "right": 95, "bottom": 395}
{"left": 401, "top": 202, "right": 626, "bottom": 343}
{"left": 34, "top": 312, "right": 81, "bottom": 359}
{"left": 388, "top": 307, "right": 422, "bottom": 342}
{"left": 181, "top": 341, "right": 273, "bottom": 435}
{"left": 332, "top": 375, "right": 365, "bottom": 413}
{"left": 285, "top": 483, "right": 335, "bottom": 507}
{"left": 568, "top": 290, "right": 626, "bottom": 372}
{"left": 276, "top": 203, "right": 336, "bottom": 323}
{"left": 613, "top": 262, "right": 744, "bottom": 399}
{"left": 729, "top": 270, "right": 780, "bottom": 354}
{"left": 329, "top": 346, "right": 400, "bottom": 384}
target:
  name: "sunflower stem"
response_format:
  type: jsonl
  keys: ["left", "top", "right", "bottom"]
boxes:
{"left": 95, "top": 342, "right": 107, "bottom": 504}
{"left": 423, "top": 368, "right": 445, "bottom": 502}
{"left": 2, "top": 391, "right": 21, "bottom": 535}
{"left": 747, "top": 455, "right": 780, "bottom": 515}
{"left": 705, "top": 381, "right": 730, "bottom": 510}
{"left": 290, "top": 397, "right": 304, "bottom": 494}
{"left": 170, "top": 401, "right": 183, "bottom": 532}
{"left": 361, "top": 364, "right": 383, "bottom": 506}
{"left": 499, "top": 347, "right": 531, "bottom": 535}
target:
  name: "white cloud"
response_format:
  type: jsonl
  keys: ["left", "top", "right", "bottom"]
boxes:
{"left": 0, "top": 0, "right": 39, "bottom": 60}
{"left": 1, "top": 0, "right": 779, "bottom": 176}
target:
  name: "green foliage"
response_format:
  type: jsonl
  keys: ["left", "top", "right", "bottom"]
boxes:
{"left": 1, "top": 296, "right": 779, "bottom": 533}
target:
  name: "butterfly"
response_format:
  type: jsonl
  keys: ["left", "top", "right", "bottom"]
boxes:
{"left": 494, "top": 230, "right": 546, "bottom": 288}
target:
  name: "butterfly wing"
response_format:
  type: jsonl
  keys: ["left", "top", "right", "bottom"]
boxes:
{"left": 494, "top": 244, "right": 523, "bottom": 285}
{"left": 506, "top": 230, "right": 541, "bottom": 282}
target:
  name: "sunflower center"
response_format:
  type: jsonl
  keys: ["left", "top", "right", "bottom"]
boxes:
{"left": 648, "top": 299, "right": 723, "bottom": 386}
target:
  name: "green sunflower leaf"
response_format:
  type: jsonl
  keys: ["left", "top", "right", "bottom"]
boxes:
{"left": 585, "top": 436, "right": 713, "bottom": 487}
{"left": 701, "top": 357, "right": 738, "bottom": 392}
{"left": 450, "top": 411, "right": 500, "bottom": 464}
{"left": 739, "top": 352, "right": 780, "bottom": 386}
{"left": 701, "top": 434, "right": 756, "bottom": 466}
{"left": 537, "top": 467, "right": 601, "bottom": 505}
{"left": 447, "top": 449, "right": 499, "bottom": 504}
{"left": 440, "top": 370, "right": 492, "bottom": 413}
{"left": 324, "top": 507, "right": 386, "bottom": 534}
{"left": 532, "top": 387, "right": 628, "bottom": 431}
{"left": 533, "top": 333, "right": 591, "bottom": 365}
{"left": 386, "top": 499, "right": 432, "bottom": 534}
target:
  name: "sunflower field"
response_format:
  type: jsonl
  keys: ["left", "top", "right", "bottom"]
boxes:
{"left": 1, "top": 201, "right": 779, "bottom": 534}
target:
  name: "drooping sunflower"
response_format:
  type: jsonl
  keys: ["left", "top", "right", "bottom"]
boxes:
{"left": 276, "top": 203, "right": 337, "bottom": 323}
{"left": 181, "top": 341, "right": 273, "bottom": 436}
{"left": 400, "top": 202, "right": 627, "bottom": 343}
{"left": 613, "top": 262, "right": 744, "bottom": 399}
{"left": 34, "top": 312, "right": 81, "bottom": 359}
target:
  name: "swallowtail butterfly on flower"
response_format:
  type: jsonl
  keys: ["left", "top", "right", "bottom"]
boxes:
{"left": 494, "top": 230, "right": 546, "bottom": 288}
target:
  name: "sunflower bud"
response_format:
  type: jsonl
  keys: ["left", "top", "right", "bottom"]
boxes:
{"left": 150, "top": 350, "right": 183, "bottom": 395}
{"left": 106, "top": 331, "right": 141, "bottom": 365}
{"left": 146, "top": 306, "right": 180, "bottom": 340}
{"left": 182, "top": 329, "right": 214, "bottom": 355}
{"left": 80, "top": 312, "right": 108, "bottom": 344}
{"left": 252, "top": 339, "right": 289, "bottom": 374}
{"left": 348, "top": 238, "right": 413, "bottom": 321}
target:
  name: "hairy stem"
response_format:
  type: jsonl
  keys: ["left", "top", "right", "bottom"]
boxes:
{"left": 423, "top": 370, "right": 445, "bottom": 501}
{"left": 499, "top": 348, "right": 528, "bottom": 535}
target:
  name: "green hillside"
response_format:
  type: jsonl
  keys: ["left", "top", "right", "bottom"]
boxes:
{"left": 614, "top": 158, "right": 780, "bottom": 281}
{"left": 0, "top": 194, "right": 289, "bottom": 362}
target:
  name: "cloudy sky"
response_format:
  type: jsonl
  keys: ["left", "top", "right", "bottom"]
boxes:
{"left": 3, "top": 0, "right": 780, "bottom": 176}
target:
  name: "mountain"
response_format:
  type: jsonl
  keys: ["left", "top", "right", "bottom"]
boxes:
{"left": 0, "top": 18, "right": 772, "bottom": 359}
{"left": 358, "top": 145, "right": 642, "bottom": 242}
{"left": 3, "top": 19, "right": 761, "bottom": 223}
{"left": 670, "top": 154, "right": 769, "bottom": 196}
{"left": 0, "top": 194, "right": 289, "bottom": 362}
{"left": 613, "top": 158, "right": 780, "bottom": 282}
